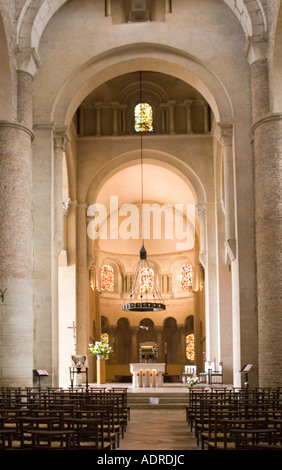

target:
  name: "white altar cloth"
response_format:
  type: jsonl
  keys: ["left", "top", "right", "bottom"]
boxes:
{"left": 130, "top": 363, "right": 166, "bottom": 388}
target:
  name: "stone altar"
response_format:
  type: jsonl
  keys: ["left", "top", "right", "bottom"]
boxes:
{"left": 130, "top": 363, "right": 166, "bottom": 388}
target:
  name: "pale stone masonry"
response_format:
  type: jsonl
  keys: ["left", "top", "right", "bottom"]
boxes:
{"left": 0, "top": 0, "right": 281, "bottom": 389}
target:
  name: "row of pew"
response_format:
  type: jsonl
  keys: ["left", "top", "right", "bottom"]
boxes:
{"left": 0, "top": 386, "right": 130, "bottom": 450}
{"left": 186, "top": 387, "right": 282, "bottom": 450}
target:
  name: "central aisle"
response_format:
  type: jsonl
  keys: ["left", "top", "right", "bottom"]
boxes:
{"left": 117, "top": 408, "right": 200, "bottom": 451}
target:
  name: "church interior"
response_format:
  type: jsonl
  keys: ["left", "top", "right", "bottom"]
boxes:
{"left": 0, "top": 0, "right": 281, "bottom": 451}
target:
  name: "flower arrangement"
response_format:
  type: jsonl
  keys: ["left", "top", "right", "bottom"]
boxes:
{"left": 187, "top": 374, "right": 199, "bottom": 388}
{"left": 89, "top": 341, "right": 112, "bottom": 358}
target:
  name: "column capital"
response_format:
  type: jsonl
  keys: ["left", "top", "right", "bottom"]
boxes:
{"left": 218, "top": 124, "right": 233, "bottom": 146}
{"left": 111, "top": 101, "right": 120, "bottom": 109}
{"left": 195, "top": 204, "right": 206, "bottom": 219}
{"left": 184, "top": 99, "right": 193, "bottom": 108}
{"left": 244, "top": 37, "right": 268, "bottom": 66}
{"left": 62, "top": 198, "right": 71, "bottom": 217}
{"left": 167, "top": 100, "right": 176, "bottom": 109}
{"left": 15, "top": 46, "right": 41, "bottom": 76}
{"left": 94, "top": 102, "right": 103, "bottom": 109}
{"left": 54, "top": 126, "right": 69, "bottom": 151}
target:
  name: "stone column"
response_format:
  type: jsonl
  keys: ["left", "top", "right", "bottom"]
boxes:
{"left": 179, "top": 326, "right": 186, "bottom": 362}
{"left": 54, "top": 128, "right": 69, "bottom": 256}
{"left": 252, "top": 114, "right": 282, "bottom": 387}
{"left": 167, "top": 100, "right": 176, "bottom": 134}
{"left": 111, "top": 102, "right": 119, "bottom": 136}
{"left": 160, "top": 103, "right": 167, "bottom": 133}
{"left": 249, "top": 45, "right": 282, "bottom": 387}
{"left": 203, "top": 102, "right": 210, "bottom": 134}
{"left": 156, "top": 326, "right": 163, "bottom": 361}
{"left": 195, "top": 204, "right": 207, "bottom": 268}
{"left": 184, "top": 100, "right": 193, "bottom": 134}
{"left": 76, "top": 202, "right": 90, "bottom": 356}
{"left": 120, "top": 104, "right": 127, "bottom": 135}
{"left": 131, "top": 327, "right": 139, "bottom": 362}
{"left": 218, "top": 125, "right": 236, "bottom": 262}
{"left": 94, "top": 102, "right": 102, "bottom": 136}
{"left": 0, "top": 66, "right": 34, "bottom": 386}
{"left": 203, "top": 202, "right": 219, "bottom": 365}
{"left": 105, "top": 0, "right": 112, "bottom": 16}
{"left": 78, "top": 103, "right": 85, "bottom": 136}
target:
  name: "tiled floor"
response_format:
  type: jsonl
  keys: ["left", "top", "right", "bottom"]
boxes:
{"left": 118, "top": 408, "right": 200, "bottom": 451}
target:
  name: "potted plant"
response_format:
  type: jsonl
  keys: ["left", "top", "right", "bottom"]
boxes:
{"left": 89, "top": 341, "right": 112, "bottom": 360}
{"left": 187, "top": 374, "right": 200, "bottom": 389}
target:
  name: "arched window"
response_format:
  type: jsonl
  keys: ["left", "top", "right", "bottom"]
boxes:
{"left": 180, "top": 263, "right": 193, "bottom": 291}
{"left": 134, "top": 103, "right": 153, "bottom": 132}
{"left": 186, "top": 333, "right": 195, "bottom": 361}
{"left": 139, "top": 267, "right": 154, "bottom": 293}
{"left": 101, "top": 265, "right": 114, "bottom": 292}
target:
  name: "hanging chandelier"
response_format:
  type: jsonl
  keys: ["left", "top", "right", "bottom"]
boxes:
{"left": 122, "top": 72, "right": 166, "bottom": 313}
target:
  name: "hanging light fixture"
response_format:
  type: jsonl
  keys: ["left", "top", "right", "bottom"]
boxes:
{"left": 122, "top": 72, "right": 166, "bottom": 313}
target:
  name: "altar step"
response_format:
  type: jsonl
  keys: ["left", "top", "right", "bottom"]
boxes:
{"left": 127, "top": 392, "right": 189, "bottom": 409}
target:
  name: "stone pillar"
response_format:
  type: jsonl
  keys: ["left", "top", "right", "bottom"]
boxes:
{"left": 179, "top": 326, "right": 186, "bottom": 362}
{"left": 105, "top": 0, "right": 112, "bottom": 16}
{"left": 156, "top": 326, "right": 163, "bottom": 361}
{"left": 249, "top": 46, "right": 282, "bottom": 386}
{"left": 131, "top": 327, "right": 139, "bottom": 362}
{"left": 195, "top": 204, "right": 207, "bottom": 268}
{"left": 252, "top": 114, "right": 282, "bottom": 387}
{"left": 54, "top": 128, "right": 69, "bottom": 256}
{"left": 0, "top": 68, "right": 34, "bottom": 386}
{"left": 120, "top": 105, "right": 127, "bottom": 135}
{"left": 160, "top": 103, "right": 167, "bottom": 133}
{"left": 111, "top": 102, "right": 119, "bottom": 136}
{"left": 203, "top": 103, "right": 210, "bottom": 134}
{"left": 94, "top": 102, "right": 102, "bottom": 136}
{"left": 167, "top": 100, "right": 176, "bottom": 134}
{"left": 76, "top": 203, "right": 90, "bottom": 356}
{"left": 218, "top": 125, "right": 236, "bottom": 262}
{"left": 78, "top": 103, "right": 85, "bottom": 136}
{"left": 184, "top": 100, "right": 193, "bottom": 134}
{"left": 203, "top": 202, "right": 219, "bottom": 365}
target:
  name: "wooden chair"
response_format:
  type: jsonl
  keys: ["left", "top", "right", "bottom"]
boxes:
{"left": 63, "top": 417, "right": 110, "bottom": 450}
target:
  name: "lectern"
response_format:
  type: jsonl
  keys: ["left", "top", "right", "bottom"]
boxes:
{"left": 240, "top": 364, "right": 253, "bottom": 389}
{"left": 33, "top": 370, "right": 49, "bottom": 388}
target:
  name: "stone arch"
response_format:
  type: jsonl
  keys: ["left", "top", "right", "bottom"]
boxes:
{"left": 185, "top": 315, "right": 194, "bottom": 335}
{"left": 86, "top": 151, "right": 206, "bottom": 209}
{"left": 137, "top": 318, "right": 157, "bottom": 344}
{"left": 116, "top": 317, "right": 132, "bottom": 363}
{"left": 51, "top": 45, "right": 233, "bottom": 127}
{"left": 163, "top": 317, "right": 181, "bottom": 363}
{"left": 17, "top": 0, "right": 267, "bottom": 56}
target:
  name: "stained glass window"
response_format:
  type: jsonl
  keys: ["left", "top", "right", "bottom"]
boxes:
{"left": 101, "top": 265, "right": 114, "bottom": 292}
{"left": 186, "top": 333, "right": 195, "bottom": 361}
{"left": 180, "top": 263, "right": 193, "bottom": 291}
{"left": 134, "top": 103, "right": 153, "bottom": 132}
{"left": 139, "top": 267, "right": 154, "bottom": 293}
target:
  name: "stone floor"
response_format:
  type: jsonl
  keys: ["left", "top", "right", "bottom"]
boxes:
{"left": 117, "top": 408, "right": 200, "bottom": 451}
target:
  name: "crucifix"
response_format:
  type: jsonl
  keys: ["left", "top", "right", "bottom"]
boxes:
{"left": 67, "top": 321, "right": 76, "bottom": 339}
